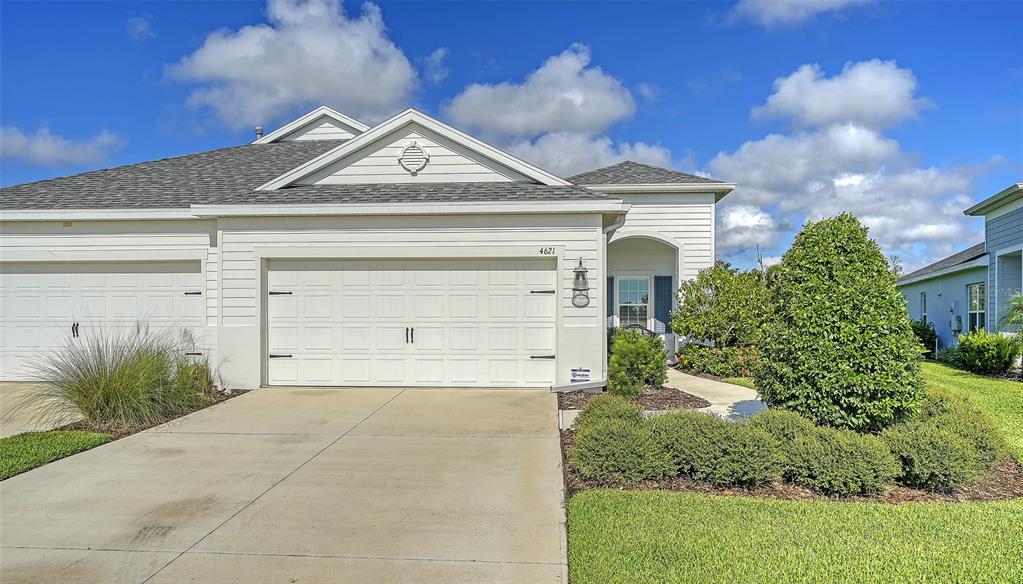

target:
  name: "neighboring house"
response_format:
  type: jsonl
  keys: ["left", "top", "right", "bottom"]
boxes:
{"left": 0, "top": 106, "right": 733, "bottom": 390}
{"left": 899, "top": 183, "right": 1022, "bottom": 349}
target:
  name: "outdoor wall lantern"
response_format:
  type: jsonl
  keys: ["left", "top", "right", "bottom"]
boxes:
{"left": 572, "top": 258, "right": 590, "bottom": 308}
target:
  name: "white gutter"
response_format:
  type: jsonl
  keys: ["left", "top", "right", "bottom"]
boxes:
{"left": 190, "top": 200, "right": 630, "bottom": 218}
{"left": 583, "top": 182, "right": 736, "bottom": 194}
{"left": 897, "top": 256, "right": 989, "bottom": 286}
{"left": 0, "top": 208, "right": 197, "bottom": 222}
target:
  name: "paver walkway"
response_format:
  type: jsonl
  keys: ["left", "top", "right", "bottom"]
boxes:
{"left": 0, "top": 388, "right": 566, "bottom": 583}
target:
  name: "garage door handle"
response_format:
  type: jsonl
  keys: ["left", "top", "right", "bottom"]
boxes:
{"left": 269, "top": 354, "right": 292, "bottom": 358}
{"left": 530, "top": 355, "right": 555, "bottom": 359}
{"left": 530, "top": 290, "right": 556, "bottom": 294}
{"left": 185, "top": 352, "right": 203, "bottom": 356}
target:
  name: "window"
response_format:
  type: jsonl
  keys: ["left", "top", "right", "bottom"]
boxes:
{"left": 968, "top": 282, "right": 986, "bottom": 332}
{"left": 920, "top": 292, "right": 927, "bottom": 322}
{"left": 617, "top": 277, "right": 649, "bottom": 328}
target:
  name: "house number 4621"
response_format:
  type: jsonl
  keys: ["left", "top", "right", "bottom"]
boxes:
{"left": 538, "top": 247, "right": 555, "bottom": 255}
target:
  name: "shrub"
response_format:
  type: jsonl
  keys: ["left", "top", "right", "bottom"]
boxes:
{"left": 646, "top": 411, "right": 730, "bottom": 477}
{"left": 746, "top": 409, "right": 817, "bottom": 478}
{"left": 608, "top": 329, "right": 667, "bottom": 397}
{"left": 574, "top": 394, "right": 643, "bottom": 430}
{"left": 675, "top": 344, "right": 758, "bottom": 378}
{"left": 707, "top": 425, "right": 784, "bottom": 487}
{"left": 882, "top": 422, "right": 985, "bottom": 492}
{"left": 570, "top": 418, "right": 674, "bottom": 483}
{"left": 755, "top": 213, "right": 923, "bottom": 431}
{"left": 19, "top": 326, "right": 218, "bottom": 429}
{"left": 946, "top": 330, "right": 1020, "bottom": 375}
{"left": 788, "top": 427, "right": 899, "bottom": 496}
{"left": 911, "top": 320, "right": 939, "bottom": 358}
{"left": 918, "top": 387, "right": 1006, "bottom": 467}
{"left": 671, "top": 261, "right": 770, "bottom": 348}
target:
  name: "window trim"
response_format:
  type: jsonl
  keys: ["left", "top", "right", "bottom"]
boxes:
{"left": 967, "top": 281, "right": 986, "bottom": 332}
{"left": 920, "top": 291, "right": 928, "bottom": 323}
{"left": 616, "top": 275, "right": 651, "bottom": 329}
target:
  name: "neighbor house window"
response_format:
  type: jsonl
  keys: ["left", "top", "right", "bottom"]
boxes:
{"left": 968, "top": 282, "right": 986, "bottom": 332}
{"left": 618, "top": 277, "right": 649, "bottom": 328}
{"left": 920, "top": 292, "right": 927, "bottom": 322}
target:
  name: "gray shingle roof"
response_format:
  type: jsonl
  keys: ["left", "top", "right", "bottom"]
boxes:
{"left": 1, "top": 141, "right": 342, "bottom": 209}
{"left": 0, "top": 141, "right": 616, "bottom": 209}
{"left": 899, "top": 242, "right": 987, "bottom": 283}
{"left": 568, "top": 161, "right": 725, "bottom": 185}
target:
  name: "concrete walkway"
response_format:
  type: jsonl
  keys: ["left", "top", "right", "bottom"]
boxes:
{"left": 665, "top": 369, "right": 767, "bottom": 421}
{"left": 0, "top": 388, "right": 566, "bottom": 583}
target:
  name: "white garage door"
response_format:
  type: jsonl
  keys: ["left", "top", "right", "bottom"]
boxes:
{"left": 0, "top": 261, "right": 206, "bottom": 380}
{"left": 266, "top": 258, "right": 558, "bottom": 387}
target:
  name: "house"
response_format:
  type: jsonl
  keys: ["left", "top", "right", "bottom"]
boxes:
{"left": 0, "top": 106, "right": 734, "bottom": 390}
{"left": 898, "top": 183, "right": 1022, "bottom": 349}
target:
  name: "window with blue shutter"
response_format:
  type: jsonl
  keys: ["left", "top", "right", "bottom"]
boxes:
{"left": 654, "top": 276, "right": 672, "bottom": 333}
{"left": 607, "top": 277, "right": 615, "bottom": 321}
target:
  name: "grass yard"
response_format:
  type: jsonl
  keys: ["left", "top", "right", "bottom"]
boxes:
{"left": 568, "top": 490, "right": 1023, "bottom": 583}
{"left": 0, "top": 430, "right": 114, "bottom": 480}
{"left": 921, "top": 361, "right": 1023, "bottom": 457}
{"left": 720, "top": 376, "right": 754, "bottom": 389}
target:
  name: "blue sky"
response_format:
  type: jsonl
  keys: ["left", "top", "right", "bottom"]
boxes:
{"left": 2, "top": 0, "right": 1021, "bottom": 270}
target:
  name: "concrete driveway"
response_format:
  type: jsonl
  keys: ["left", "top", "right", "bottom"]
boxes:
{"left": 0, "top": 388, "right": 566, "bottom": 583}
{"left": 0, "top": 382, "right": 80, "bottom": 438}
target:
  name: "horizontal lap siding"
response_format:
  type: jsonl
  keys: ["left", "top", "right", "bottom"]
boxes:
{"left": 616, "top": 194, "right": 716, "bottom": 281}
{"left": 986, "top": 207, "right": 1023, "bottom": 326}
{"left": 0, "top": 220, "right": 215, "bottom": 252}
{"left": 218, "top": 215, "right": 602, "bottom": 329}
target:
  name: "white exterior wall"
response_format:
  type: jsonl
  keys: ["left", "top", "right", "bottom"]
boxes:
{"left": 279, "top": 118, "right": 360, "bottom": 142}
{"left": 605, "top": 192, "right": 716, "bottom": 281}
{"left": 215, "top": 213, "right": 605, "bottom": 388}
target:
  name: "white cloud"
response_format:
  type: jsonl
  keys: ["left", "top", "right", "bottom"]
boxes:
{"left": 0, "top": 126, "right": 124, "bottom": 167}
{"left": 730, "top": 0, "right": 873, "bottom": 27}
{"left": 422, "top": 48, "right": 449, "bottom": 84}
{"left": 444, "top": 44, "right": 635, "bottom": 137}
{"left": 635, "top": 82, "right": 659, "bottom": 101}
{"left": 127, "top": 15, "right": 155, "bottom": 42}
{"left": 718, "top": 204, "right": 779, "bottom": 250}
{"left": 506, "top": 132, "right": 674, "bottom": 177}
{"left": 753, "top": 60, "right": 931, "bottom": 129}
{"left": 169, "top": 0, "right": 416, "bottom": 129}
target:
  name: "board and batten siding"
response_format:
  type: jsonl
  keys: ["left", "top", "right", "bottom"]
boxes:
{"left": 610, "top": 192, "right": 716, "bottom": 281}
{"left": 298, "top": 126, "right": 529, "bottom": 185}
{"left": 986, "top": 205, "right": 1023, "bottom": 327}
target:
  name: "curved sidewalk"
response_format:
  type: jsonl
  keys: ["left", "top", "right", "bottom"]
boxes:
{"left": 665, "top": 369, "right": 767, "bottom": 421}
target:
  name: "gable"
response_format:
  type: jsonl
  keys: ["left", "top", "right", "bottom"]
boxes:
{"left": 278, "top": 117, "right": 363, "bottom": 142}
{"left": 297, "top": 124, "right": 532, "bottom": 185}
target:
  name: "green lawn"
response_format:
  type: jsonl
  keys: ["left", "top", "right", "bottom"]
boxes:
{"left": 920, "top": 361, "right": 1023, "bottom": 457}
{"left": 720, "top": 376, "right": 754, "bottom": 389}
{"left": 0, "top": 431, "right": 114, "bottom": 480}
{"left": 569, "top": 490, "right": 1023, "bottom": 583}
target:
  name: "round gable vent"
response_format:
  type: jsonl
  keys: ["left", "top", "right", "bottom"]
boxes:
{"left": 398, "top": 140, "right": 430, "bottom": 175}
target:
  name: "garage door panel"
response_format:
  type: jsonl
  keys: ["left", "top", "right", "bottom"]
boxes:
{"left": 267, "top": 258, "right": 556, "bottom": 387}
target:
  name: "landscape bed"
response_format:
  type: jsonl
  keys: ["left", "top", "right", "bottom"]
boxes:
{"left": 558, "top": 386, "right": 710, "bottom": 411}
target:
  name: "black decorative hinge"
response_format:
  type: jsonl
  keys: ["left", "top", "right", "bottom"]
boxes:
{"left": 268, "top": 354, "right": 293, "bottom": 358}
{"left": 530, "top": 355, "right": 556, "bottom": 360}
{"left": 269, "top": 291, "right": 293, "bottom": 296}
{"left": 529, "top": 290, "right": 556, "bottom": 294}
{"left": 184, "top": 291, "right": 203, "bottom": 296}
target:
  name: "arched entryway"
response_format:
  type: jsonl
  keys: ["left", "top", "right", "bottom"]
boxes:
{"left": 607, "top": 233, "right": 681, "bottom": 345}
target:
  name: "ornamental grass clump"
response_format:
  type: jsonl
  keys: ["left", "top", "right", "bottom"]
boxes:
{"left": 14, "top": 325, "right": 218, "bottom": 430}
{"left": 755, "top": 213, "right": 923, "bottom": 431}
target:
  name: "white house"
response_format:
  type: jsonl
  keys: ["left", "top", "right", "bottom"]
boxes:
{"left": 0, "top": 107, "right": 733, "bottom": 390}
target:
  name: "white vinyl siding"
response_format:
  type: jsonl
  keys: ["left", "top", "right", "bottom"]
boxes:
{"left": 610, "top": 193, "right": 716, "bottom": 281}
{"left": 279, "top": 118, "right": 360, "bottom": 142}
{"left": 921, "top": 292, "right": 928, "bottom": 322}
{"left": 299, "top": 126, "right": 529, "bottom": 185}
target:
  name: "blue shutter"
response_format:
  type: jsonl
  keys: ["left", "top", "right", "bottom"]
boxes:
{"left": 607, "top": 277, "right": 615, "bottom": 319}
{"left": 654, "top": 276, "right": 673, "bottom": 333}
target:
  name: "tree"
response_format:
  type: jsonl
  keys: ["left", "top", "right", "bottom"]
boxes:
{"left": 754, "top": 213, "right": 923, "bottom": 431}
{"left": 671, "top": 261, "right": 770, "bottom": 348}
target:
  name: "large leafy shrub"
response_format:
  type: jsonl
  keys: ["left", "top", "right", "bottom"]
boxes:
{"left": 20, "top": 326, "right": 218, "bottom": 429}
{"left": 754, "top": 213, "right": 923, "bottom": 431}
{"left": 608, "top": 329, "right": 667, "bottom": 397}
{"left": 671, "top": 261, "right": 770, "bottom": 348}
{"left": 675, "top": 344, "right": 758, "bottom": 378}
{"left": 788, "top": 427, "right": 899, "bottom": 496}
{"left": 882, "top": 422, "right": 984, "bottom": 492}
{"left": 940, "top": 330, "right": 1020, "bottom": 375}
{"left": 575, "top": 394, "right": 643, "bottom": 430}
{"left": 570, "top": 418, "right": 674, "bottom": 483}
{"left": 911, "top": 320, "right": 939, "bottom": 358}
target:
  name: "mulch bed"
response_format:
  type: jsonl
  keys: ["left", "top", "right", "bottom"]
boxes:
{"left": 58, "top": 389, "right": 249, "bottom": 438}
{"left": 558, "top": 387, "right": 711, "bottom": 411}
{"left": 560, "top": 429, "right": 1023, "bottom": 504}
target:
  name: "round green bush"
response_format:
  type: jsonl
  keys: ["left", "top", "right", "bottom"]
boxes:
{"left": 570, "top": 419, "right": 674, "bottom": 483}
{"left": 882, "top": 422, "right": 985, "bottom": 492}
{"left": 706, "top": 425, "right": 784, "bottom": 487}
{"left": 746, "top": 409, "right": 819, "bottom": 479}
{"left": 788, "top": 427, "right": 899, "bottom": 496}
{"left": 943, "top": 330, "right": 1021, "bottom": 374}
{"left": 608, "top": 329, "right": 668, "bottom": 398}
{"left": 918, "top": 387, "right": 1007, "bottom": 467}
{"left": 646, "top": 411, "right": 730, "bottom": 477}
{"left": 754, "top": 213, "right": 923, "bottom": 431}
{"left": 575, "top": 394, "right": 643, "bottom": 431}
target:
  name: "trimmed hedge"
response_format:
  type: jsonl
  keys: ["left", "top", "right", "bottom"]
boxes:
{"left": 746, "top": 409, "right": 819, "bottom": 479}
{"left": 575, "top": 394, "right": 644, "bottom": 430}
{"left": 675, "top": 345, "right": 758, "bottom": 378}
{"left": 755, "top": 213, "right": 923, "bottom": 431}
{"left": 570, "top": 418, "right": 674, "bottom": 483}
{"left": 937, "top": 330, "right": 1021, "bottom": 375}
{"left": 646, "top": 411, "right": 730, "bottom": 478}
{"left": 708, "top": 425, "right": 783, "bottom": 487}
{"left": 788, "top": 427, "right": 900, "bottom": 496}
{"left": 882, "top": 422, "right": 984, "bottom": 492}
{"left": 608, "top": 329, "right": 667, "bottom": 397}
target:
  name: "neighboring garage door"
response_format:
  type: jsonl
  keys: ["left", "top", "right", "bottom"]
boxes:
{"left": 0, "top": 261, "right": 206, "bottom": 380}
{"left": 266, "top": 258, "right": 558, "bottom": 387}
